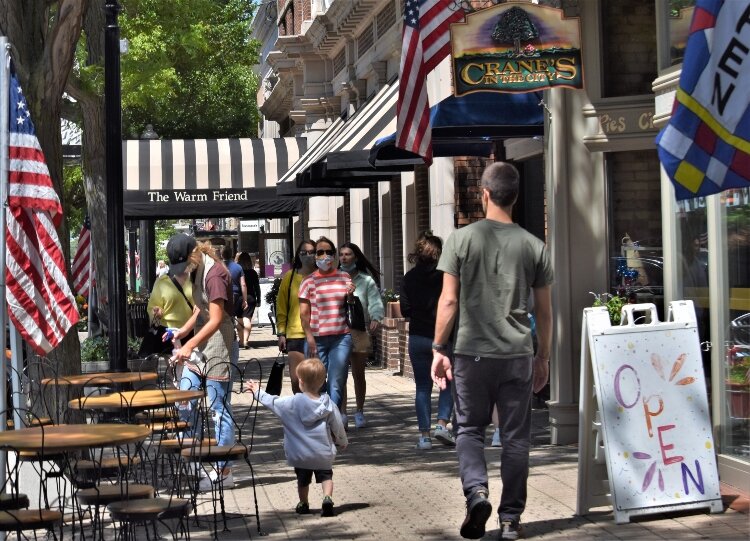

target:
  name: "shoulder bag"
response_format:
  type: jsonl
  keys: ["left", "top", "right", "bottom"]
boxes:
{"left": 265, "top": 352, "right": 286, "bottom": 396}
{"left": 343, "top": 294, "right": 367, "bottom": 331}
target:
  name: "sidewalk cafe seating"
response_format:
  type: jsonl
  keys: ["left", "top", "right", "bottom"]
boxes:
{"left": 0, "top": 408, "right": 64, "bottom": 540}
{"left": 179, "top": 358, "right": 264, "bottom": 538}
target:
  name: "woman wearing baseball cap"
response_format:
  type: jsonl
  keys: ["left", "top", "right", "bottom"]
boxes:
{"left": 167, "top": 232, "right": 238, "bottom": 491}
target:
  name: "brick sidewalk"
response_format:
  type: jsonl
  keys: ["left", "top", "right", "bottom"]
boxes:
{"left": 187, "top": 325, "right": 749, "bottom": 540}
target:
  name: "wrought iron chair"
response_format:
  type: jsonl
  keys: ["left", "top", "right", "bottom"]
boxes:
{"left": 0, "top": 408, "right": 64, "bottom": 541}
{"left": 179, "top": 358, "right": 264, "bottom": 538}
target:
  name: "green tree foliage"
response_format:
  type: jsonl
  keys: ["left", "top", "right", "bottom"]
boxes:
{"left": 64, "top": 164, "right": 86, "bottom": 236}
{"left": 119, "top": 0, "right": 261, "bottom": 139}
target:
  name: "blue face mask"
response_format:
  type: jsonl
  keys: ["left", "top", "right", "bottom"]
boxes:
{"left": 340, "top": 262, "right": 357, "bottom": 273}
{"left": 316, "top": 256, "right": 334, "bottom": 271}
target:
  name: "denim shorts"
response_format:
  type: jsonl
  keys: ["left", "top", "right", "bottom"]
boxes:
{"left": 286, "top": 338, "right": 306, "bottom": 354}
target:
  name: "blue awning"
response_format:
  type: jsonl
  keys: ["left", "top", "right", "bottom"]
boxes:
{"left": 369, "top": 91, "right": 545, "bottom": 167}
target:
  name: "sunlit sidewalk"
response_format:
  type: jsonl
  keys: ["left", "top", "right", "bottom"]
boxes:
{"left": 190, "top": 325, "right": 749, "bottom": 540}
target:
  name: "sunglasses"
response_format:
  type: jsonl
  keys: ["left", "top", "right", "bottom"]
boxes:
{"left": 299, "top": 250, "right": 315, "bottom": 255}
{"left": 316, "top": 249, "right": 335, "bottom": 256}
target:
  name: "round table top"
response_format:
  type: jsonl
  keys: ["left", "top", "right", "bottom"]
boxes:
{"left": 68, "top": 389, "right": 205, "bottom": 411}
{"left": 0, "top": 423, "right": 151, "bottom": 453}
{"left": 42, "top": 372, "right": 159, "bottom": 386}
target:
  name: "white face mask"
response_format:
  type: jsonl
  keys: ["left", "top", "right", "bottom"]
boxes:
{"left": 316, "top": 256, "right": 334, "bottom": 271}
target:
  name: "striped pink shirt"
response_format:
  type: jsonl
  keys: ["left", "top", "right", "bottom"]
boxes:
{"left": 298, "top": 270, "right": 352, "bottom": 336}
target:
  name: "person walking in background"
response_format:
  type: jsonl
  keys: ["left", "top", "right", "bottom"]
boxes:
{"left": 298, "top": 237, "right": 355, "bottom": 411}
{"left": 222, "top": 245, "right": 245, "bottom": 363}
{"left": 155, "top": 259, "right": 169, "bottom": 278}
{"left": 247, "top": 358, "right": 347, "bottom": 517}
{"left": 276, "top": 240, "right": 316, "bottom": 394}
{"left": 237, "top": 252, "right": 261, "bottom": 349}
{"left": 167, "top": 234, "right": 239, "bottom": 492}
{"left": 338, "top": 242, "right": 384, "bottom": 429}
{"left": 400, "top": 231, "right": 454, "bottom": 450}
{"left": 431, "top": 163, "right": 553, "bottom": 540}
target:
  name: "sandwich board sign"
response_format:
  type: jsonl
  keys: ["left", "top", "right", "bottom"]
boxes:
{"left": 577, "top": 301, "right": 722, "bottom": 523}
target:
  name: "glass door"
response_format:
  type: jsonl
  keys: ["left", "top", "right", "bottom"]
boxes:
{"left": 720, "top": 188, "right": 750, "bottom": 461}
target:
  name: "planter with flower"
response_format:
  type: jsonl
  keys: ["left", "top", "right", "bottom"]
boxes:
{"left": 382, "top": 288, "right": 401, "bottom": 319}
{"left": 726, "top": 346, "right": 750, "bottom": 418}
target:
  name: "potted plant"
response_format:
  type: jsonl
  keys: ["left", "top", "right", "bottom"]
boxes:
{"left": 81, "top": 335, "right": 147, "bottom": 373}
{"left": 590, "top": 291, "right": 627, "bottom": 325}
{"left": 726, "top": 347, "right": 750, "bottom": 418}
{"left": 382, "top": 288, "right": 401, "bottom": 318}
{"left": 80, "top": 336, "right": 110, "bottom": 373}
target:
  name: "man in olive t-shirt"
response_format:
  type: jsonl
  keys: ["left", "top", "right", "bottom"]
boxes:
{"left": 432, "top": 162, "right": 553, "bottom": 541}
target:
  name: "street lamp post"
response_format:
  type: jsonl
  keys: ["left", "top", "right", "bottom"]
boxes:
{"left": 104, "top": 0, "right": 128, "bottom": 371}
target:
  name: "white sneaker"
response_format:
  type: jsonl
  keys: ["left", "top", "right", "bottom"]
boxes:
{"left": 354, "top": 411, "right": 367, "bottom": 428}
{"left": 341, "top": 414, "right": 349, "bottom": 431}
{"left": 433, "top": 424, "right": 456, "bottom": 446}
{"left": 198, "top": 470, "right": 235, "bottom": 492}
{"left": 415, "top": 436, "right": 432, "bottom": 450}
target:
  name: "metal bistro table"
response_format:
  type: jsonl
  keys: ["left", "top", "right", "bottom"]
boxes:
{"left": 0, "top": 424, "right": 152, "bottom": 538}
{"left": 42, "top": 372, "right": 159, "bottom": 387}
{"left": 68, "top": 389, "right": 205, "bottom": 414}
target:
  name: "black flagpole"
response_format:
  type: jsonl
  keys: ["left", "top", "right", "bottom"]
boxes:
{"left": 104, "top": 0, "right": 128, "bottom": 371}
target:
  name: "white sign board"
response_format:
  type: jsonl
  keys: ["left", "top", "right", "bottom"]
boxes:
{"left": 578, "top": 302, "right": 722, "bottom": 523}
{"left": 240, "top": 219, "right": 261, "bottom": 232}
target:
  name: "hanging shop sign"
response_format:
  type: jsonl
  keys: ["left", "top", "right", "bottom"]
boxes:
{"left": 451, "top": 3, "right": 583, "bottom": 95}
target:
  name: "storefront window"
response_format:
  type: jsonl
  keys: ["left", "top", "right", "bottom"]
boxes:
{"left": 607, "top": 152, "right": 664, "bottom": 319}
{"left": 676, "top": 197, "right": 711, "bottom": 374}
{"left": 666, "top": 0, "right": 695, "bottom": 67}
{"left": 721, "top": 188, "right": 750, "bottom": 460}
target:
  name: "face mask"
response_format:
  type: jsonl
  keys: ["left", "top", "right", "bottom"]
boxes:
{"left": 316, "top": 256, "right": 333, "bottom": 271}
{"left": 300, "top": 254, "right": 315, "bottom": 267}
{"left": 340, "top": 262, "right": 357, "bottom": 273}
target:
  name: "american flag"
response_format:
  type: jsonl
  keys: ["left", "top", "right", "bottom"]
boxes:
{"left": 71, "top": 216, "right": 92, "bottom": 297}
{"left": 656, "top": 0, "right": 750, "bottom": 200}
{"left": 396, "top": 0, "right": 464, "bottom": 163}
{"left": 6, "top": 64, "right": 79, "bottom": 354}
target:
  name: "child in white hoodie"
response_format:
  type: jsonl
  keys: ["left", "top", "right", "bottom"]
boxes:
{"left": 247, "top": 358, "right": 348, "bottom": 516}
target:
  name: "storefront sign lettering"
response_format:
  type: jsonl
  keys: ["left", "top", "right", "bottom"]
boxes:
{"left": 451, "top": 3, "right": 583, "bottom": 95}
{"left": 595, "top": 108, "right": 658, "bottom": 136}
{"left": 144, "top": 189, "right": 249, "bottom": 203}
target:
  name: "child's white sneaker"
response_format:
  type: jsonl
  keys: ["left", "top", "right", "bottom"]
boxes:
{"left": 415, "top": 436, "right": 432, "bottom": 450}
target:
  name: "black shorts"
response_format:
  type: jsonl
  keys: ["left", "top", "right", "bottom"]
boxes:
{"left": 286, "top": 338, "right": 306, "bottom": 354}
{"left": 294, "top": 467, "right": 333, "bottom": 487}
{"left": 234, "top": 298, "right": 257, "bottom": 319}
{"left": 242, "top": 300, "right": 257, "bottom": 319}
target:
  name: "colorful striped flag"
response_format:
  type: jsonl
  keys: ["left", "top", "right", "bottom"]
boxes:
{"left": 71, "top": 216, "right": 92, "bottom": 297}
{"left": 396, "top": 0, "right": 464, "bottom": 163}
{"left": 656, "top": 0, "right": 750, "bottom": 200}
{"left": 6, "top": 64, "right": 79, "bottom": 354}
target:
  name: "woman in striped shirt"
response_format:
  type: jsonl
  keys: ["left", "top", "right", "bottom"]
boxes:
{"left": 298, "top": 237, "right": 355, "bottom": 410}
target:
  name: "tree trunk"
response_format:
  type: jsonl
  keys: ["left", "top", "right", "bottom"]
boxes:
{"left": 79, "top": 2, "right": 112, "bottom": 331}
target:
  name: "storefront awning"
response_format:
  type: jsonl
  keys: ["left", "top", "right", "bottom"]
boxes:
{"left": 277, "top": 81, "right": 403, "bottom": 195}
{"left": 124, "top": 138, "right": 308, "bottom": 218}
{"left": 369, "top": 91, "right": 545, "bottom": 167}
{"left": 276, "top": 117, "right": 350, "bottom": 196}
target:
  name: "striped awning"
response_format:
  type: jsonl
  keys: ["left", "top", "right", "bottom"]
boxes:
{"left": 276, "top": 117, "right": 349, "bottom": 196}
{"left": 124, "top": 138, "right": 307, "bottom": 218}
{"left": 276, "top": 81, "right": 401, "bottom": 195}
